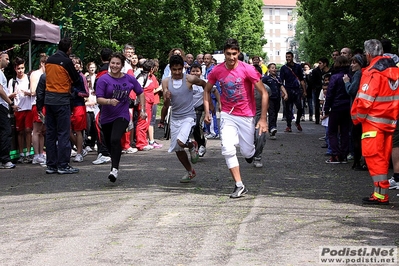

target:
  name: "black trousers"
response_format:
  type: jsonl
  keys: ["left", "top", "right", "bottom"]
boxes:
{"left": 101, "top": 117, "right": 129, "bottom": 170}
{"left": 0, "top": 105, "right": 12, "bottom": 164}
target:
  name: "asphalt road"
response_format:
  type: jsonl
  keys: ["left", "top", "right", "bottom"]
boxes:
{"left": 1, "top": 119, "right": 398, "bottom": 266}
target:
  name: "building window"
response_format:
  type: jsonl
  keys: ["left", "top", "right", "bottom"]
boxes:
{"left": 275, "top": 9, "right": 280, "bottom": 16}
{"left": 288, "top": 9, "right": 292, "bottom": 16}
{"left": 269, "top": 8, "right": 273, "bottom": 15}
{"left": 288, "top": 24, "right": 293, "bottom": 31}
{"left": 276, "top": 51, "right": 280, "bottom": 56}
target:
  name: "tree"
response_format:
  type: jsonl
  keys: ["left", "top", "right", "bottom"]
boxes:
{"left": 297, "top": 0, "right": 399, "bottom": 63}
{"left": 4, "top": 0, "right": 266, "bottom": 67}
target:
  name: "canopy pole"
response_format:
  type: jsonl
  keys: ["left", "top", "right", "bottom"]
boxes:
{"left": 28, "top": 39, "right": 32, "bottom": 71}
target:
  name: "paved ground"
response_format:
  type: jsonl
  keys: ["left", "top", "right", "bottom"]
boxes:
{"left": 1, "top": 118, "right": 398, "bottom": 266}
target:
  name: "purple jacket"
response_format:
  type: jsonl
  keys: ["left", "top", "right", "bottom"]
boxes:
{"left": 324, "top": 67, "right": 351, "bottom": 115}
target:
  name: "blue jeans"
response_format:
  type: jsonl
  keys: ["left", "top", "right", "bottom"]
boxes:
{"left": 45, "top": 104, "right": 72, "bottom": 169}
{"left": 203, "top": 97, "right": 219, "bottom": 135}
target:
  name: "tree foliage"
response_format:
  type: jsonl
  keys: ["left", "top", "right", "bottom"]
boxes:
{"left": 297, "top": 0, "right": 399, "bottom": 63}
{"left": 2, "top": 0, "right": 266, "bottom": 68}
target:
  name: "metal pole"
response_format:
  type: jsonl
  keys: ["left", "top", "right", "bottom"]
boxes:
{"left": 29, "top": 40, "right": 32, "bottom": 71}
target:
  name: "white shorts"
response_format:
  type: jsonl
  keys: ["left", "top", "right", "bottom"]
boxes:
{"left": 220, "top": 112, "right": 255, "bottom": 158}
{"left": 168, "top": 117, "right": 195, "bottom": 153}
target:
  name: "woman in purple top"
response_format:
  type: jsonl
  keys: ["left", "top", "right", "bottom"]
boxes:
{"left": 96, "top": 52, "right": 145, "bottom": 182}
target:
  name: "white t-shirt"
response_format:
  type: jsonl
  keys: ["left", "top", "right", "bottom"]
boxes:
{"left": 0, "top": 71, "right": 9, "bottom": 109}
{"left": 29, "top": 69, "right": 44, "bottom": 105}
{"left": 319, "top": 89, "right": 329, "bottom": 127}
{"left": 192, "top": 83, "right": 204, "bottom": 108}
{"left": 9, "top": 74, "right": 32, "bottom": 111}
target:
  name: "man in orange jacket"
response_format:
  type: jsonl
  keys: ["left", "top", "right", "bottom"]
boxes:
{"left": 351, "top": 39, "right": 399, "bottom": 205}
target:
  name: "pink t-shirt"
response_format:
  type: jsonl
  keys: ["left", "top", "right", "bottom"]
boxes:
{"left": 208, "top": 61, "right": 261, "bottom": 117}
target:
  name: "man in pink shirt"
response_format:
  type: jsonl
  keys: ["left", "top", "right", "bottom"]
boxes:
{"left": 204, "top": 38, "right": 269, "bottom": 198}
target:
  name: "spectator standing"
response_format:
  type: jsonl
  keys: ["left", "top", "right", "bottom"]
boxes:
{"left": 30, "top": 53, "right": 48, "bottom": 165}
{"left": 44, "top": 37, "right": 81, "bottom": 174}
{"left": 9, "top": 57, "right": 33, "bottom": 163}
{"left": 324, "top": 56, "right": 351, "bottom": 164}
{"left": 70, "top": 57, "right": 90, "bottom": 162}
{"left": 351, "top": 39, "right": 399, "bottom": 205}
{"left": 343, "top": 54, "right": 367, "bottom": 170}
{"left": 0, "top": 52, "right": 18, "bottom": 169}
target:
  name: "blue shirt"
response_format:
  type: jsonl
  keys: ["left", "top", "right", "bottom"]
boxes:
{"left": 262, "top": 75, "right": 282, "bottom": 99}
{"left": 280, "top": 63, "right": 303, "bottom": 91}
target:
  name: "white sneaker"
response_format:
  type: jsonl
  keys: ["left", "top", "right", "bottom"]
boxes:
{"left": 102, "top": 155, "right": 111, "bottom": 163}
{"left": 81, "top": 149, "right": 88, "bottom": 157}
{"left": 389, "top": 177, "right": 399, "bottom": 190}
{"left": 108, "top": 168, "right": 118, "bottom": 182}
{"left": 141, "top": 145, "right": 154, "bottom": 151}
{"left": 70, "top": 150, "right": 77, "bottom": 157}
{"left": 253, "top": 158, "right": 263, "bottom": 168}
{"left": 74, "top": 154, "right": 83, "bottom": 162}
{"left": 123, "top": 147, "right": 138, "bottom": 154}
{"left": 85, "top": 146, "right": 93, "bottom": 152}
{"left": 0, "top": 161, "right": 16, "bottom": 169}
{"left": 198, "top": 145, "right": 206, "bottom": 157}
{"left": 92, "top": 153, "right": 111, "bottom": 165}
{"left": 32, "top": 155, "right": 46, "bottom": 164}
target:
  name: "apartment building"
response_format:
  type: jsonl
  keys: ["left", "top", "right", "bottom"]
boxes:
{"left": 262, "top": 0, "right": 297, "bottom": 64}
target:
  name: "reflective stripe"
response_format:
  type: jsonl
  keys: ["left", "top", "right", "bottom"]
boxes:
{"left": 357, "top": 92, "right": 375, "bottom": 102}
{"left": 359, "top": 92, "right": 399, "bottom": 102}
{"left": 367, "top": 115, "right": 397, "bottom": 125}
{"left": 372, "top": 191, "right": 386, "bottom": 200}
{"left": 362, "top": 131, "right": 377, "bottom": 139}
{"left": 371, "top": 174, "right": 387, "bottom": 182}
{"left": 375, "top": 95, "right": 399, "bottom": 102}
{"left": 374, "top": 186, "right": 388, "bottom": 195}
{"left": 356, "top": 113, "right": 397, "bottom": 125}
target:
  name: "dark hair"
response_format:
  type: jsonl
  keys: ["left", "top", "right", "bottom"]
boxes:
{"left": 238, "top": 52, "right": 244, "bottom": 61}
{"left": 223, "top": 38, "right": 240, "bottom": 51}
{"left": 14, "top": 57, "right": 25, "bottom": 66}
{"left": 301, "top": 62, "right": 311, "bottom": 69}
{"left": 39, "top": 53, "right": 48, "bottom": 64}
{"left": 353, "top": 48, "right": 363, "bottom": 55}
{"left": 381, "top": 39, "right": 392, "bottom": 54}
{"left": 110, "top": 52, "right": 126, "bottom": 64}
{"left": 169, "top": 55, "right": 184, "bottom": 67}
{"left": 286, "top": 51, "right": 294, "bottom": 57}
{"left": 142, "top": 59, "right": 155, "bottom": 72}
{"left": 334, "top": 56, "right": 349, "bottom": 68}
{"left": 58, "top": 37, "right": 72, "bottom": 53}
{"left": 100, "top": 48, "right": 113, "bottom": 62}
{"left": 267, "top": 63, "right": 276, "bottom": 68}
{"left": 352, "top": 54, "right": 367, "bottom": 68}
{"left": 190, "top": 63, "right": 202, "bottom": 72}
{"left": 322, "top": 73, "right": 331, "bottom": 80}
{"left": 254, "top": 65, "right": 262, "bottom": 75}
{"left": 318, "top": 57, "right": 329, "bottom": 67}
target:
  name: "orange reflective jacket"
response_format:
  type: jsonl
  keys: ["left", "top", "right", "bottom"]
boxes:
{"left": 351, "top": 56, "right": 399, "bottom": 132}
